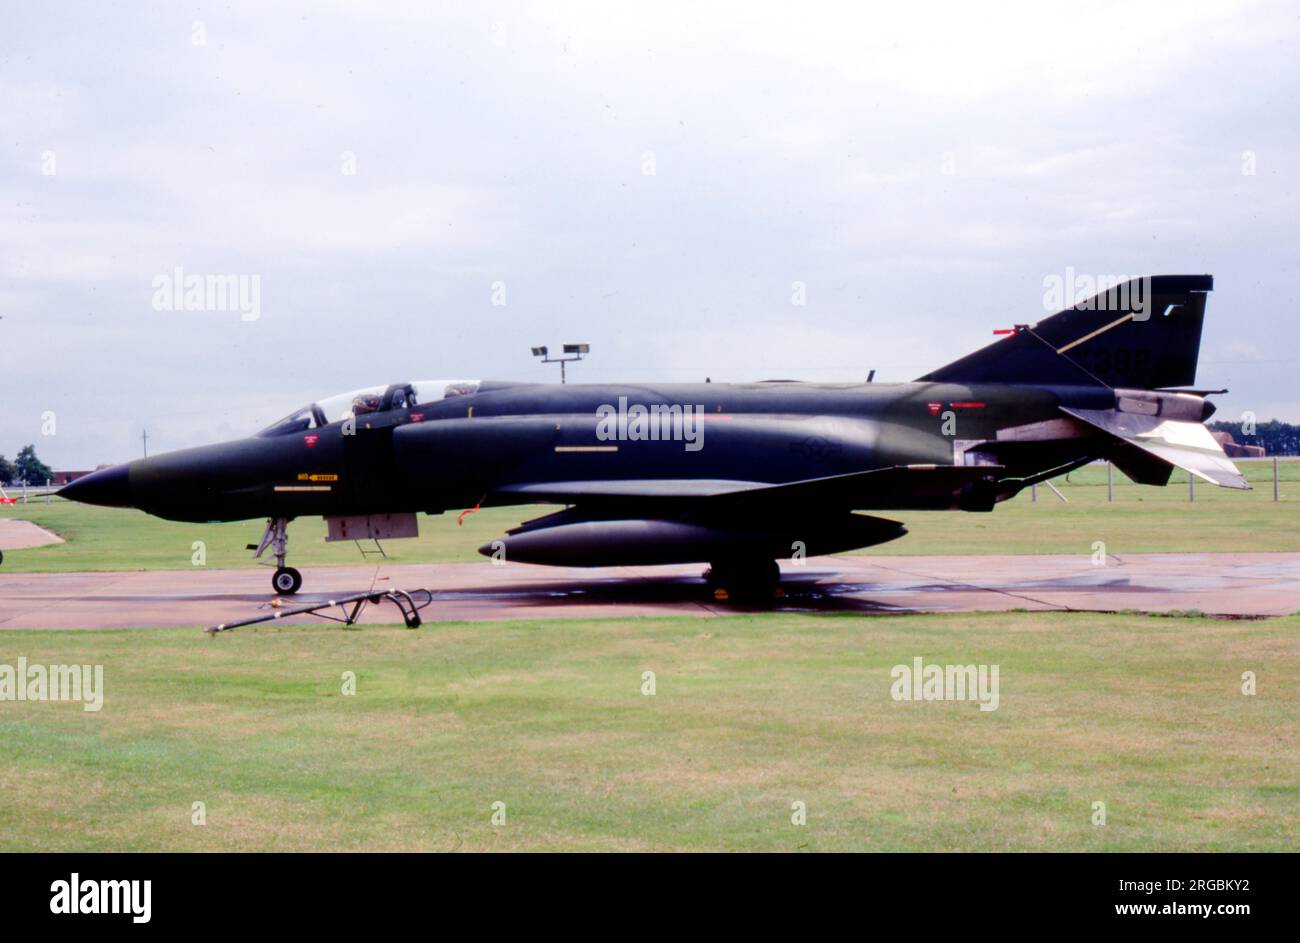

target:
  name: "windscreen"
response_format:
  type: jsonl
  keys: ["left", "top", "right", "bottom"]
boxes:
{"left": 257, "top": 380, "right": 482, "bottom": 436}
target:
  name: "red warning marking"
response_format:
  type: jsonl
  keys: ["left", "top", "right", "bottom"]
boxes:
{"left": 303, "top": 434, "right": 319, "bottom": 448}
{"left": 993, "top": 328, "right": 1016, "bottom": 336}
{"left": 950, "top": 401, "right": 986, "bottom": 409}
{"left": 409, "top": 412, "right": 424, "bottom": 422}
{"left": 926, "top": 402, "right": 942, "bottom": 416}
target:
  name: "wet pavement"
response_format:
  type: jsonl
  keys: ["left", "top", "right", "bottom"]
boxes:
{"left": 1, "top": 552, "right": 1297, "bottom": 630}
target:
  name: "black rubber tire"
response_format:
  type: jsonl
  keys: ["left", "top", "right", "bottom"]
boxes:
{"left": 706, "top": 558, "right": 780, "bottom": 599}
{"left": 272, "top": 566, "right": 302, "bottom": 595}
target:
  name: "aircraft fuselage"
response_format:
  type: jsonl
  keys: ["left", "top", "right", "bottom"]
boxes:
{"left": 101, "top": 379, "right": 1116, "bottom": 524}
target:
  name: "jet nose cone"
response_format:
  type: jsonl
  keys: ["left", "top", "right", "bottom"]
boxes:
{"left": 58, "top": 463, "right": 133, "bottom": 508}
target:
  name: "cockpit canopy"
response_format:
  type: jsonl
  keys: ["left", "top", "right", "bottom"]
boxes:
{"left": 257, "top": 380, "right": 481, "bottom": 436}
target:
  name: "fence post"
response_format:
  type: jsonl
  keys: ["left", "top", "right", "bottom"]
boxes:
{"left": 1107, "top": 462, "right": 1113, "bottom": 502}
{"left": 45, "top": 478, "right": 51, "bottom": 505}
{"left": 1031, "top": 483, "right": 1037, "bottom": 503}
{"left": 1189, "top": 471, "right": 1195, "bottom": 503}
{"left": 1274, "top": 457, "right": 1279, "bottom": 502}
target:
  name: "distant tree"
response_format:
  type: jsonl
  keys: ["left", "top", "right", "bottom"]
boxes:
{"left": 0, "top": 454, "right": 14, "bottom": 484}
{"left": 1209, "top": 419, "right": 1300, "bottom": 456}
{"left": 14, "top": 444, "right": 54, "bottom": 484}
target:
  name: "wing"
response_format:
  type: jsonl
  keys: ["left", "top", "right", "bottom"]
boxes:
{"left": 496, "top": 479, "right": 766, "bottom": 500}
{"left": 483, "top": 465, "right": 1006, "bottom": 566}
{"left": 495, "top": 464, "right": 1006, "bottom": 513}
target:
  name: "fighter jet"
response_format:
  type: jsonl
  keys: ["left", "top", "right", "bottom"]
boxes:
{"left": 60, "top": 274, "right": 1246, "bottom": 597}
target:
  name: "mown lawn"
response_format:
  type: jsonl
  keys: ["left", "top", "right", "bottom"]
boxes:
{"left": 0, "top": 611, "right": 1294, "bottom": 851}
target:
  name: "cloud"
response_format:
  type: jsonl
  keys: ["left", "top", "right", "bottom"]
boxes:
{"left": 3, "top": 0, "right": 1300, "bottom": 467}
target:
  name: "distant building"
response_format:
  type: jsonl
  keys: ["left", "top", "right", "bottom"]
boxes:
{"left": 52, "top": 470, "right": 90, "bottom": 485}
{"left": 52, "top": 466, "right": 111, "bottom": 485}
{"left": 1211, "top": 430, "right": 1265, "bottom": 459}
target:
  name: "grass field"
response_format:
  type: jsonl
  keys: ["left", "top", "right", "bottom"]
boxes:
{"left": 0, "top": 611, "right": 1294, "bottom": 851}
{"left": 3, "top": 459, "right": 1300, "bottom": 573}
{"left": 2, "top": 462, "right": 1295, "bottom": 851}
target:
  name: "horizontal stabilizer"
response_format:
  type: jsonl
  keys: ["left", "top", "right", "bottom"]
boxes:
{"left": 1061, "top": 407, "right": 1249, "bottom": 490}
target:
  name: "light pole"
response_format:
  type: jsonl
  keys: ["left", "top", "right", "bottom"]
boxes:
{"left": 531, "top": 344, "right": 589, "bottom": 384}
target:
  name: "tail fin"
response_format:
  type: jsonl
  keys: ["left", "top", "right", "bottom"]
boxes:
{"left": 918, "top": 274, "right": 1213, "bottom": 389}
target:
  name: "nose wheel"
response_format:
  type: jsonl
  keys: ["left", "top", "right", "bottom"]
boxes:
{"left": 250, "top": 517, "right": 302, "bottom": 595}
{"left": 272, "top": 566, "right": 303, "bottom": 595}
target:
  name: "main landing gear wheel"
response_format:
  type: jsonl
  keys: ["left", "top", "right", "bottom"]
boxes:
{"left": 272, "top": 566, "right": 303, "bottom": 595}
{"left": 705, "top": 558, "right": 782, "bottom": 603}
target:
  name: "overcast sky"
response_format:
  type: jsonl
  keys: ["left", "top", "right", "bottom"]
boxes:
{"left": 4, "top": 1, "right": 1298, "bottom": 468}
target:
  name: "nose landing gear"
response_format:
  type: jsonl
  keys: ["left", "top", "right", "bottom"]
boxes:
{"left": 249, "top": 517, "right": 302, "bottom": 595}
{"left": 272, "top": 566, "right": 303, "bottom": 595}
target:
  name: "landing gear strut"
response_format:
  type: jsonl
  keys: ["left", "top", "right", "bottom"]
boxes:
{"left": 250, "top": 517, "right": 302, "bottom": 595}
{"left": 705, "top": 557, "right": 782, "bottom": 602}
